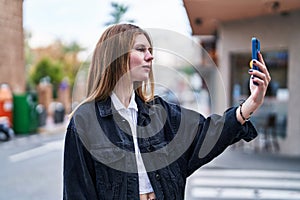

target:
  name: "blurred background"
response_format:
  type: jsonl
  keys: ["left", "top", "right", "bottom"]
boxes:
{"left": 1, "top": 0, "right": 300, "bottom": 199}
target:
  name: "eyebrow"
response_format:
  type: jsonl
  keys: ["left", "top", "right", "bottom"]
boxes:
{"left": 133, "top": 43, "right": 151, "bottom": 48}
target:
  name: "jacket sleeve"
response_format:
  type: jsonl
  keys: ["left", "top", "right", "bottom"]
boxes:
{"left": 63, "top": 119, "right": 99, "bottom": 200}
{"left": 185, "top": 107, "right": 258, "bottom": 177}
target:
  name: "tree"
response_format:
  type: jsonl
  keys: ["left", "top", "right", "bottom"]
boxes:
{"left": 30, "top": 57, "right": 64, "bottom": 91}
{"left": 105, "top": 2, "right": 135, "bottom": 26}
{"left": 27, "top": 40, "right": 84, "bottom": 88}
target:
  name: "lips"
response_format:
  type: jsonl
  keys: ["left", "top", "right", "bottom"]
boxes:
{"left": 142, "top": 65, "right": 151, "bottom": 69}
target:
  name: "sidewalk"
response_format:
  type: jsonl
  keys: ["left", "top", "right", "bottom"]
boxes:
{"left": 2, "top": 116, "right": 68, "bottom": 142}
{"left": 37, "top": 116, "right": 68, "bottom": 135}
{"left": 205, "top": 146, "right": 300, "bottom": 172}
{"left": 186, "top": 146, "right": 300, "bottom": 200}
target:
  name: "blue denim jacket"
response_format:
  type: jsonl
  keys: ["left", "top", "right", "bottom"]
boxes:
{"left": 63, "top": 95, "right": 257, "bottom": 200}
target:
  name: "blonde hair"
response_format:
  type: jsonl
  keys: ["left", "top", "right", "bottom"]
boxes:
{"left": 73, "top": 24, "right": 154, "bottom": 115}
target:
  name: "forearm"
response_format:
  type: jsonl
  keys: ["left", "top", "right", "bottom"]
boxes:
{"left": 236, "top": 97, "right": 261, "bottom": 125}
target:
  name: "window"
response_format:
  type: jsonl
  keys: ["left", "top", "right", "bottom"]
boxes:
{"left": 230, "top": 50, "right": 288, "bottom": 139}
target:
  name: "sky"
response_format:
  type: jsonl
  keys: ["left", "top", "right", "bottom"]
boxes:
{"left": 23, "top": 0, "right": 192, "bottom": 56}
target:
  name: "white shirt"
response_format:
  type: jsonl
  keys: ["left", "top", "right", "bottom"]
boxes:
{"left": 110, "top": 92, "right": 154, "bottom": 194}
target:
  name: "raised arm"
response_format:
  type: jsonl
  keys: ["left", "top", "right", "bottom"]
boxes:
{"left": 236, "top": 52, "right": 271, "bottom": 125}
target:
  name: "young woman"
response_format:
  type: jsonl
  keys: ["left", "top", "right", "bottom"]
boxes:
{"left": 63, "top": 23, "right": 271, "bottom": 200}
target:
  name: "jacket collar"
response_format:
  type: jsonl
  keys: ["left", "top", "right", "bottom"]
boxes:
{"left": 95, "top": 93, "right": 153, "bottom": 118}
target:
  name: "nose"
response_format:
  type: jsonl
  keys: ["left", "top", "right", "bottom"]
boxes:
{"left": 145, "top": 50, "right": 154, "bottom": 62}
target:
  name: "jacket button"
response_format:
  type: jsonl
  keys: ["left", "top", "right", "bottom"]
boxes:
{"left": 155, "top": 173, "right": 160, "bottom": 180}
{"left": 147, "top": 146, "right": 152, "bottom": 152}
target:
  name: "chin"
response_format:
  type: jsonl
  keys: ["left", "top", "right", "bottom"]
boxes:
{"left": 133, "top": 75, "right": 149, "bottom": 82}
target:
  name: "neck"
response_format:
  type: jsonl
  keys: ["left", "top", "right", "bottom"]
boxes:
{"left": 114, "top": 83, "right": 134, "bottom": 108}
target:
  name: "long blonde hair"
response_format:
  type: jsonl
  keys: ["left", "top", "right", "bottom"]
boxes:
{"left": 84, "top": 24, "right": 154, "bottom": 106}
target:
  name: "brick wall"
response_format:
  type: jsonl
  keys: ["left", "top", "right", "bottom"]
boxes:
{"left": 0, "top": 0, "right": 25, "bottom": 93}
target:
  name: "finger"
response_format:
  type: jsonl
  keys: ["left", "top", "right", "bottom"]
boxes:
{"left": 249, "top": 70, "right": 269, "bottom": 88}
{"left": 252, "top": 78, "right": 268, "bottom": 92}
{"left": 257, "top": 52, "right": 271, "bottom": 82}
{"left": 252, "top": 60, "right": 271, "bottom": 82}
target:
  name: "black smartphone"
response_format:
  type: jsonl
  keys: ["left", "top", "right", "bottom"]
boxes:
{"left": 251, "top": 37, "right": 260, "bottom": 71}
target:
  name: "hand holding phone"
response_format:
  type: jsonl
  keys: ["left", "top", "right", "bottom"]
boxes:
{"left": 251, "top": 37, "right": 260, "bottom": 71}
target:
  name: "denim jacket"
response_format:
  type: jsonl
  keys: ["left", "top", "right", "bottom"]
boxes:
{"left": 63, "top": 95, "right": 257, "bottom": 200}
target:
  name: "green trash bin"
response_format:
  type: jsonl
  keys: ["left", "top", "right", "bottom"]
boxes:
{"left": 13, "top": 93, "right": 39, "bottom": 134}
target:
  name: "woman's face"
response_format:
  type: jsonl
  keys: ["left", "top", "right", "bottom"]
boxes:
{"left": 129, "top": 34, "right": 154, "bottom": 82}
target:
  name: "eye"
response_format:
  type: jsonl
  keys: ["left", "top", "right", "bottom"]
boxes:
{"left": 133, "top": 44, "right": 152, "bottom": 53}
{"left": 136, "top": 47, "right": 146, "bottom": 52}
{"left": 134, "top": 47, "right": 153, "bottom": 55}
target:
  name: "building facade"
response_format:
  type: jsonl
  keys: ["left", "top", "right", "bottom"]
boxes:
{"left": 184, "top": 1, "right": 300, "bottom": 156}
{"left": 0, "top": 0, "right": 25, "bottom": 93}
{"left": 217, "top": 11, "right": 300, "bottom": 156}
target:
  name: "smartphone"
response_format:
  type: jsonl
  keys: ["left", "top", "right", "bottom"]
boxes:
{"left": 251, "top": 37, "right": 260, "bottom": 71}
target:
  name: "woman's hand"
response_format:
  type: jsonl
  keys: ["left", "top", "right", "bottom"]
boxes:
{"left": 248, "top": 52, "right": 271, "bottom": 105}
{"left": 236, "top": 52, "right": 271, "bottom": 124}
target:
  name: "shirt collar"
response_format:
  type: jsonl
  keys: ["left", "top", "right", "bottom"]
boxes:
{"left": 110, "top": 92, "right": 138, "bottom": 112}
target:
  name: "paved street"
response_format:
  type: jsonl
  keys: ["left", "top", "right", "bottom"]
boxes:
{"left": 185, "top": 148, "right": 300, "bottom": 200}
{"left": 0, "top": 130, "right": 65, "bottom": 200}
{"left": 1, "top": 128, "right": 300, "bottom": 200}
{"left": 186, "top": 166, "right": 300, "bottom": 200}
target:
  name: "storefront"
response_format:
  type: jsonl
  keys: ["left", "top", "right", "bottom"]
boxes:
{"left": 184, "top": 1, "right": 300, "bottom": 156}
